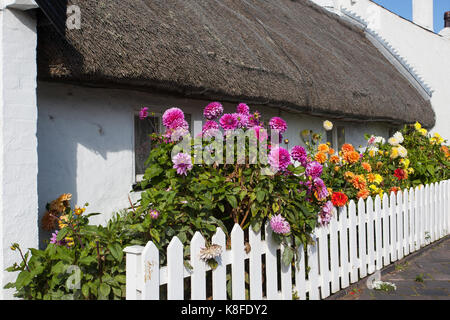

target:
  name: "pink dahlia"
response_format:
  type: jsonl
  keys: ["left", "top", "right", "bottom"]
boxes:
{"left": 236, "top": 103, "right": 250, "bottom": 115}
{"left": 219, "top": 113, "right": 239, "bottom": 130}
{"left": 305, "top": 161, "right": 323, "bottom": 179}
{"left": 172, "top": 152, "right": 193, "bottom": 176}
{"left": 270, "top": 214, "right": 291, "bottom": 234}
{"left": 204, "top": 102, "right": 224, "bottom": 120}
{"left": 139, "top": 107, "right": 149, "bottom": 120}
{"left": 319, "top": 201, "right": 334, "bottom": 226}
{"left": 269, "top": 117, "right": 287, "bottom": 134}
{"left": 234, "top": 113, "right": 249, "bottom": 129}
{"left": 268, "top": 147, "right": 292, "bottom": 171}
{"left": 202, "top": 120, "right": 219, "bottom": 133}
{"left": 163, "top": 108, "right": 185, "bottom": 129}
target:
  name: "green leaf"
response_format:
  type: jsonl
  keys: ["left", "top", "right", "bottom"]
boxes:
{"left": 256, "top": 190, "right": 265, "bottom": 203}
{"left": 99, "top": 283, "right": 111, "bottom": 299}
{"left": 226, "top": 195, "right": 237, "bottom": 209}
{"left": 108, "top": 243, "right": 123, "bottom": 262}
{"left": 56, "top": 228, "right": 69, "bottom": 241}
{"left": 282, "top": 246, "right": 294, "bottom": 267}
{"left": 15, "top": 271, "right": 33, "bottom": 288}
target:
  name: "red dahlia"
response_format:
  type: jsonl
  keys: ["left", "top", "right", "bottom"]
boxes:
{"left": 394, "top": 168, "right": 407, "bottom": 180}
{"left": 331, "top": 192, "right": 348, "bottom": 207}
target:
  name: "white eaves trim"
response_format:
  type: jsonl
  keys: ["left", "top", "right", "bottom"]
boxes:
{"left": 340, "top": 7, "right": 434, "bottom": 98}
{"left": 1, "top": 0, "right": 37, "bottom": 10}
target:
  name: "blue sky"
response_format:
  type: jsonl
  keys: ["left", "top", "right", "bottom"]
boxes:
{"left": 372, "top": 0, "right": 450, "bottom": 32}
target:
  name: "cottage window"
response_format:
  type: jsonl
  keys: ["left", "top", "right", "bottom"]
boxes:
{"left": 134, "top": 113, "right": 192, "bottom": 183}
{"left": 134, "top": 115, "right": 160, "bottom": 181}
{"left": 337, "top": 126, "right": 345, "bottom": 150}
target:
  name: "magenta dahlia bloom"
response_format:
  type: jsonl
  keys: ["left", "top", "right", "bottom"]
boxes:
{"left": 270, "top": 214, "right": 291, "bottom": 234}
{"left": 204, "top": 102, "right": 224, "bottom": 120}
{"left": 248, "top": 111, "right": 261, "bottom": 127}
{"left": 139, "top": 107, "right": 149, "bottom": 120}
{"left": 234, "top": 113, "right": 249, "bottom": 129}
{"left": 319, "top": 201, "right": 334, "bottom": 226}
{"left": 149, "top": 209, "right": 160, "bottom": 219}
{"left": 291, "top": 146, "right": 308, "bottom": 165}
{"left": 219, "top": 113, "right": 239, "bottom": 130}
{"left": 268, "top": 147, "right": 292, "bottom": 171}
{"left": 236, "top": 103, "right": 250, "bottom": 115}
{"left": 305, "top": 161, "right": 323, "bottom": 179}
{"left": 313, "top": 177, "right": 329, "bottom": 200}
{"left": 252, "top": 125, "right": 268, "bottom": 142}
{"left": 269, "top": 117, "right": 287, "bottom": 134}
{"left": 202, "top": 120, "right": 219, "bottom": 132}
{"left": 172, "top": 152, "right": 193, "bottom": 176}
{"left": 163, "top": 108, "right": 185, "bottom": 128}
{"left": 50, "top": 230, "right": 65, "bottom": 246}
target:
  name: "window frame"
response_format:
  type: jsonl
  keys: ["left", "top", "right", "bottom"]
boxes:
{"left": 132, "top": 111, "right": 162, "bottom": 184}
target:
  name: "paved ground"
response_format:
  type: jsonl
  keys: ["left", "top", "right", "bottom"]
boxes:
{"left": 332, "top": 236, "right": 450, "bottom": 300}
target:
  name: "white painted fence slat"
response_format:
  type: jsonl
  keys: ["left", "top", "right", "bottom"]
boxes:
{"left": 125, "top": 180, "right": 450, "bottom": 301}
{"left": 281, "top": 241, "right": 293, "bottom": 300}
{"left": 357, "top": 198, "right": 367, "bottom": 278}
{"left": 339, "top": 206, "right": 350, "bottom": 288}
{"left": 307, "top": 235, "right": 320, "bottom": 300}
{"left": 212, "top": 228, "right": 227, "bottom": 300}
{"left": 430, "top": 183, "right": 435, "bottom": 242}
{"left": 402, "top": 190, "right": 409, "bottom": 256}
{"left": 329, "top": 213, "right": 339, "bottom": 293}
{"left": 366, "top": 196, "right": 375, "bottom": 274}
{"left": 231, "top": 224, "right": 245, "bottom": 300}
{"left": 397, "top": 191, "right": 404, "bottom": 260}
{"left": 249, "top": 226, "right": 262, "bottom": 300}
{"left": 141, "top": 241, "right": 160, "bottom": 300}
{"left": 382, "top": 193, "right": 390, "bottom": 266}
{"left": 318, "top": 223, "right": 330, "bottom": 298}
{"left": 265, "top": 223, "right": 279, "bottom": 300}
{"left": 389, "top": 192, "right": 397, "bottom": 262}
{"left": 191, "top": 232, "right": 206, "bottom": 300}
{"left": 374, "top": 195, "right": 383, "bottom": 270}
{"left": 415, "top": 186, "right": 422, "bottom": 250}
{"left": 295, "top": 244, "right": 306, "bottom": 300}
{"left": 348, "top": 201, "right": 358, "bottom": 283}
{"left": 167, "top": 237, "right": 184, "bottom": 300}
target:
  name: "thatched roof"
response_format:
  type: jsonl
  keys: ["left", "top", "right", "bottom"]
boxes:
{"left": 36, "top": 0, "right": 435, "bottom": 127}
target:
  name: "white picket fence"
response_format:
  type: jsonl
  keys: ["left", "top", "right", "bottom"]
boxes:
{"left": 124, "top": 180, "right": 450, "bottom": 300}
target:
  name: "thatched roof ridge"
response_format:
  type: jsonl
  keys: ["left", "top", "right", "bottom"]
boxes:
{"left": 36, "top": 0, "right": 435, "bottom": 127}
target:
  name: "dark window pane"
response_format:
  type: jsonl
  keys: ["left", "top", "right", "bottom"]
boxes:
{"left": 135, "top": 116, "right": 159, "bottom": 175}
{"left": 337, "top": 126, "right": 345, "bottom": 150}
{"left": 326, "top": 130, "right": 334, "bottom": 149}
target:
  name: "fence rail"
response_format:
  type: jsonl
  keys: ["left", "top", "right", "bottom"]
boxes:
{"left": 124, "top": 180, "right": 450, "bottom": 300}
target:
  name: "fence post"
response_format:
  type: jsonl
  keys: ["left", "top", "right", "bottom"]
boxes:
{"left": 231, "top": 224, "right": 245, "bottom": 300}
{"left": 366, "top": 196, "right": 375, "bottom": 274}
{"left": 141, "top": 241, "right": 160, "bottom": 300}
{"left": 348, "top": 201, "right": 358, "bottom": 282}
{"left": 167, "top": 237, "right": 184, "bottom": 300}
{"left": 358, "top": 198, "right": 367, "bottom": 277}
{"left": 212, "top": 228, "right": 227, "bottom": 300}
{"left": 374, "top": 195, "right": 383, "bottom": 270}
{"left": 191, "top": 232, "right": 206, "bottom": 300}
{"left": 124, "top": 245, "right": 144, "bottom": 300}
{"left": 265, "top": 222, "right": 279, "bottom": 300}
{"left": 339, "top": 206, "right": 350, "bottom": 288}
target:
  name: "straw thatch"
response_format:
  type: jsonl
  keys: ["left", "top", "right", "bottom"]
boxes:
{"left": 36, "top": 0, "right": 435, "bottom": 127}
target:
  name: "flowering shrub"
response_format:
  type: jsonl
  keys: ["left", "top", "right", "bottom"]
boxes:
{"left": 5, "top": 101, "right": 449, "bottom": 300}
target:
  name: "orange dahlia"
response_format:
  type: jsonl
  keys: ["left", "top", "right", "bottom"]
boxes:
{"left": 344, "top": 151, "right": 360, "bottom": 164}
{"left": 362, "top": 162, "right": 372, "bottom": 172}
{"left": 357, "top": 189, "right": 370, "bottom": 200}
{"left": 352, "top": 175, "right": 367, "bottom": 190}
{"left": 330, "top": 155, "right": 340, "bottom": 164}
{"left": 317, "top": 144, "right": 329, "bottom": 153}
{"left": 314, "top": 152, "right": 327, "bottom": 164}
{"left": 341, "top": 143, "right": 355, "bottom": 153}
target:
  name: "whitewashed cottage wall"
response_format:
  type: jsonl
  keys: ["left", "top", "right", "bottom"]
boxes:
{"left": 0, "top": 0, "right": 39, "bottom": 299}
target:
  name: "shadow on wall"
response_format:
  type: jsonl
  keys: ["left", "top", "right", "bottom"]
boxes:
{"left": 36, "top": 83, "right": 135, "bottom": 249}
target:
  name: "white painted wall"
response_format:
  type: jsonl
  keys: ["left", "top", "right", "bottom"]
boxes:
{"left": 0, "top": 4, "right": 38, "bottom": 299}
{"left": 37, "top": 82, "right": 391, "bottom": 237}
{"left": 335, "top": 0, "right": 450, "bottom": 142}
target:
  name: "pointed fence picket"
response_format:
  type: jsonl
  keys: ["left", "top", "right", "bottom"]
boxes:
{"left": 124, "top": 180, "right": 450, "bottom": 300}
